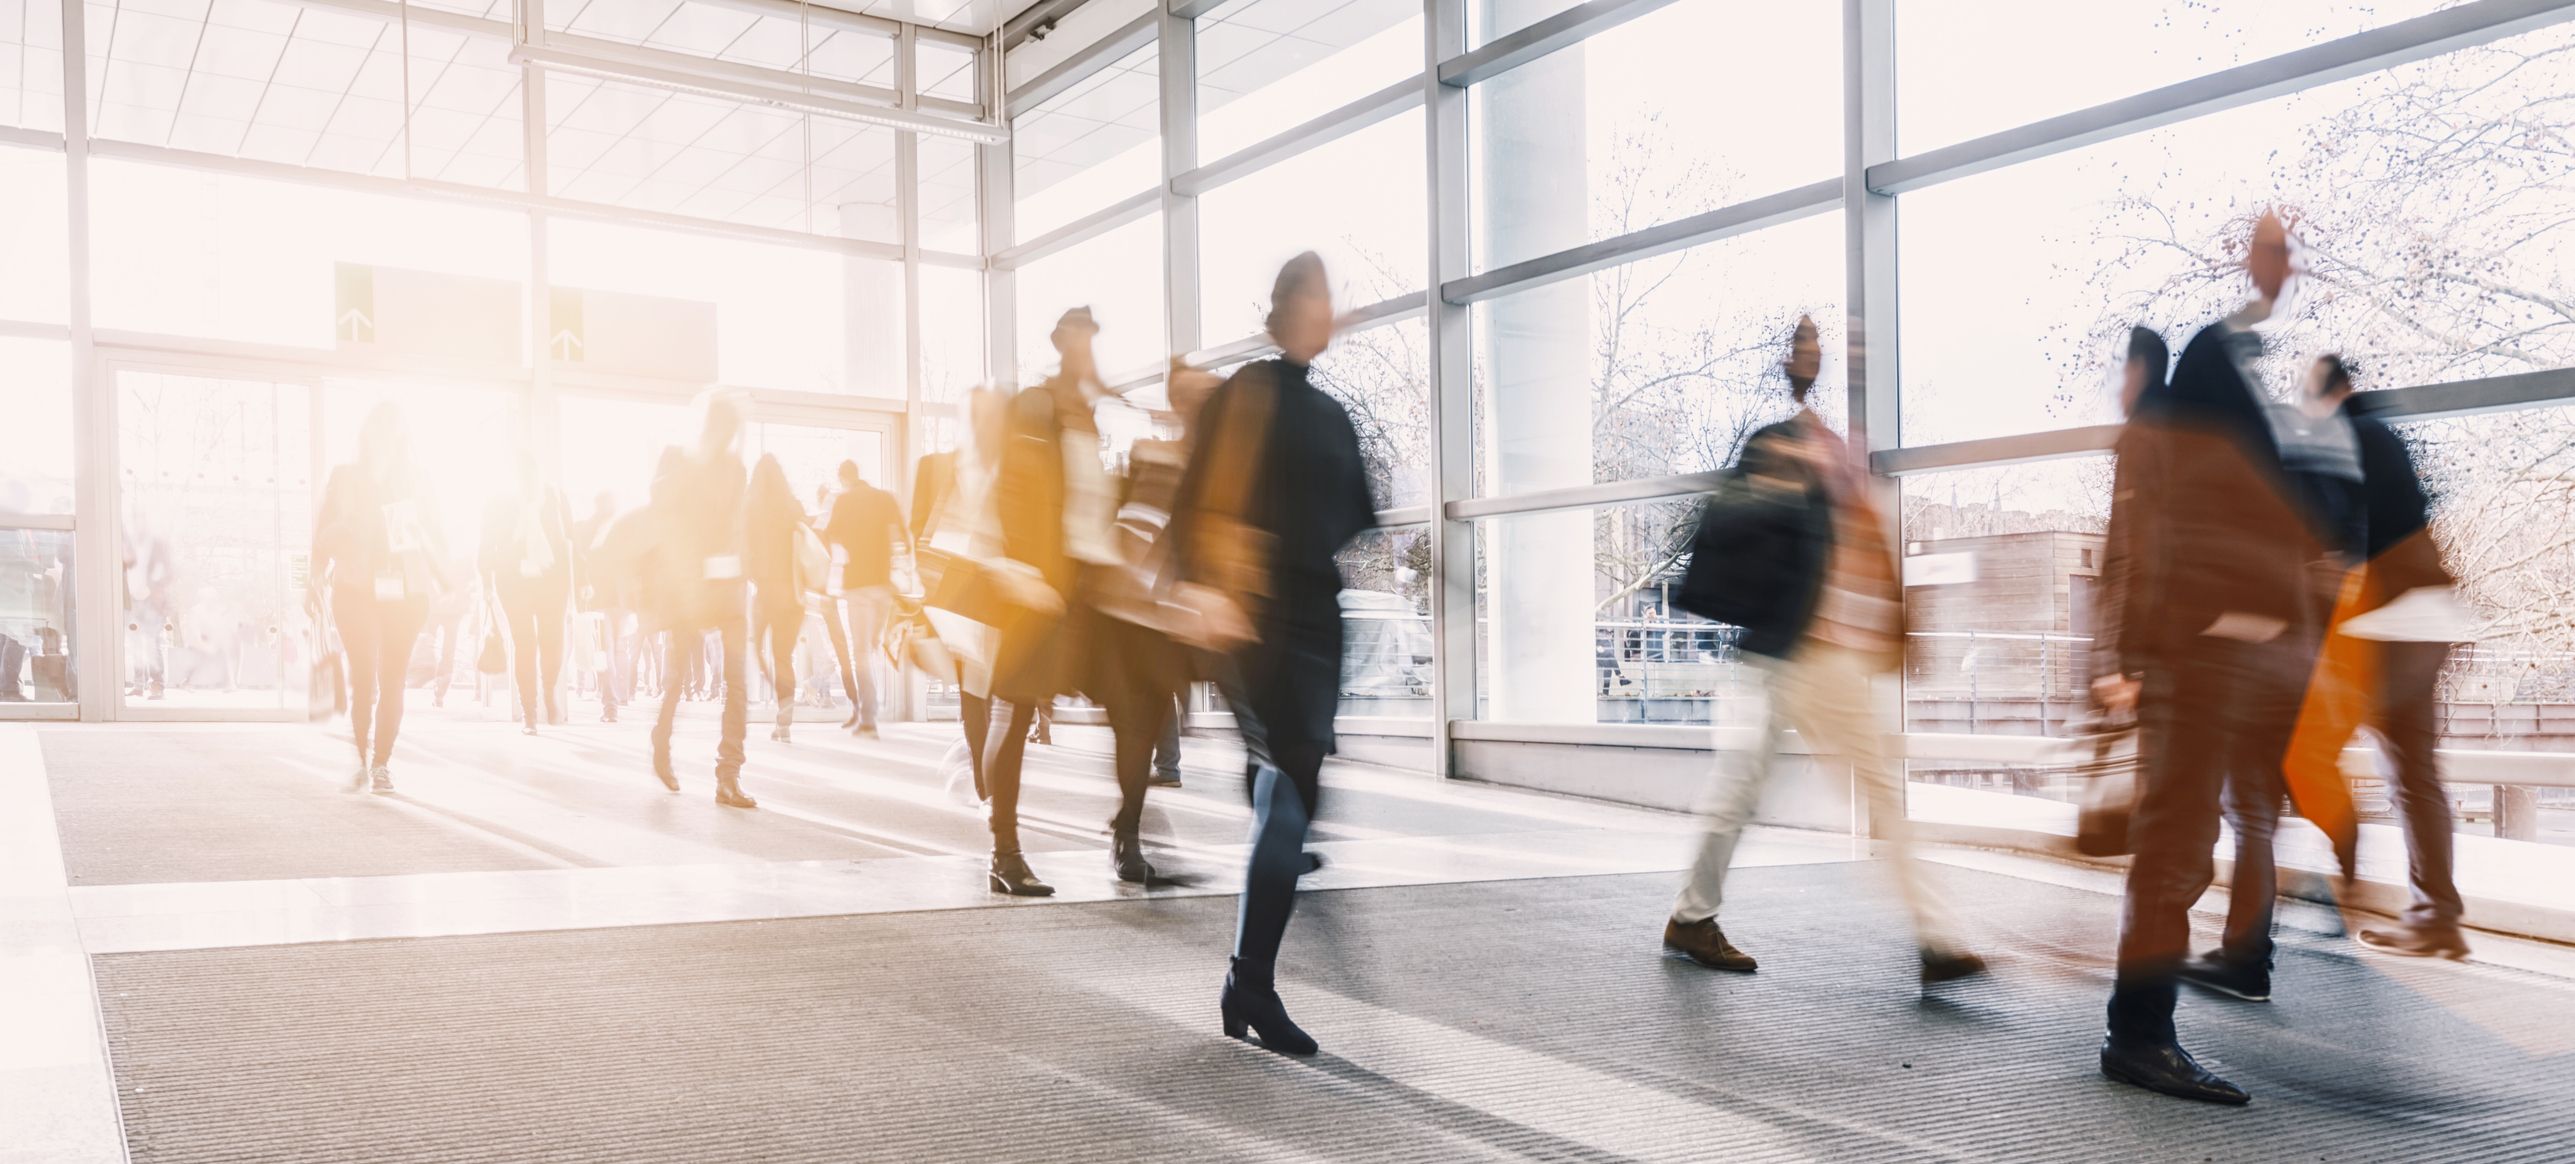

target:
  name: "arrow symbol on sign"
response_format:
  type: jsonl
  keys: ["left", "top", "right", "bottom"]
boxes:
{"left": 338, "top": 308, "right": 375, "bottom": 343}
{"left": 550, "top": 329, "right": 585, "bottom": 361}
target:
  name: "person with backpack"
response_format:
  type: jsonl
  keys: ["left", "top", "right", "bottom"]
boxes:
{"left": 312, "top": 403, "right": 446, "bottom": 794}
{"left": 1664, "top": 314, "right": 1985, "bottom": 986}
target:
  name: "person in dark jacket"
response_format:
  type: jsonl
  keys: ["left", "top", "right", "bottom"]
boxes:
{"left": 1661, "top": 315, "right": 1982, "bottom": 986}
{"left": 1176, "top": 253, "right": 1376, "bottom": 1057}
{"left": 824, "top": 461, "right": 905, "bottom": 737}
{"left": 2094, "top": 212, "right": 2322, "bottom": 1106}
{"left": 2312, "top": 356, "right": 2471, "bottom": 958}
{"left": 648, "top": 392, "right": 757, "bottom": 809}
{"left": 481, "top": 452, "right": 574, "bottom": 736}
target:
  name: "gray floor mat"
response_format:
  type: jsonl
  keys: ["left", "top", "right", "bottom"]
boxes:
{"left": 93, "top": 863, "right": 2575, "bottom": 1162}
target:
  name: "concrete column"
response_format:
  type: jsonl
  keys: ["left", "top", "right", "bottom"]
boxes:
{"left": 1475, "top": 0, "right": 1592, "bottom": 722}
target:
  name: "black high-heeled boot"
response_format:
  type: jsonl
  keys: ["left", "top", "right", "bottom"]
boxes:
{"left": 1220, "top": 958, "right": 1317, "bottom": 1056}
{"left": 988, "top": 851, "right": 1055, "bottom": 897}
{"left": 1110, "top": 825, "right": 1153, "bottom": 884}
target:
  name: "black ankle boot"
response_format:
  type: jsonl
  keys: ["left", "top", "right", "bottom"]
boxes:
{"left": 1110, "top": 826, "right": 1153, "bottom": 884}
{"left": 1221, "top": 958, "right": 1317, "bottom": 1056}
{"left": 988, "top": 851, "right": 1055, "bottom": 897}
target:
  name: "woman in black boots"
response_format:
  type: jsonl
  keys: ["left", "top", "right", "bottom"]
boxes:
{"left": 1177, "top": 253, "right": 1376, "bottom": 1055}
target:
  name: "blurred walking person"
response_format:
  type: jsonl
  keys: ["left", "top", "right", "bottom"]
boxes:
{"left": 1084, "top": 360, "right": 1222, "bottom": 882}
{"left": 312, "top": 403, "right": 446, "bottom": 794}
{"left": 913, "top": 390, "right": 1004, "bottom": 806}
{"left": 2178, "top": 338, "right": 2375, "bottom": 1007}
{"left": 482, "top": 452, "right": 574, "bottom": 735}
{"left": 823, "top": 460, "right": 905, "bottom": 738}
{"left": 573, "top": 491, "right": 630, "bottom": 723}
{"left": 649, "top": 393, "right": 758, "bottom": 809}
{"left": 2093, "top": 212, "right": 2320, "bottom": 1105}
{"left": 1663, "top": 315, "right": 1984, "bottom": 985}
{"left": 1178, "top": 254, "right": 1377, "bottom": 1055}
{"left": 747, "top": 454, "right": 823, "bottom": 743}
{"left": 2298, "top": 355, "right": 2473, "bottom": 958}
{"left": 978, "top": 307, "right": 1124, "bottom": 897}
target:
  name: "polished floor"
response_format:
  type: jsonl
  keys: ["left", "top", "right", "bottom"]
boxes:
{"left": 9, "top": 711, "right": 2575, "bottom": 1162}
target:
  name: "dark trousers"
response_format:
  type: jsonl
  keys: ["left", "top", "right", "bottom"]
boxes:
{"left": 1233, "top": 743, "right": 1323, "bottom": 975}
{"left": 2380, "top": 641, "right": 2463, "bottom": 926}
{"left": 335, "top": 591, "right": 428, "bottom": 768}
{"left": 1108, "top": 692, "right": 1179, "bottom": 836}
{"left": 1153, "top": 692, "right": 1184, "bottom": 778}
{"left": 982, "top": 699, "right": 1037, "bottom": 854}
{"left": 2109, "top": 634, "right": 2304, "bottom": 1043}
{"left": 960, "top": 690, "right": 992, "bottom": 798}
{"left": 499, "top": 587, "right": 564, "bottom": 727}
{"left": 655, "top": 618, "right": 746, "bottom": 778}
{"left": 753, "top": 600, "right": 799, "bottom": 727}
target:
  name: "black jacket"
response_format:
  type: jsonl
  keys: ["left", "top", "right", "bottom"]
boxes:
{"left": 2345, "top": 399, "right": 2454, "bottom": 606}
{"left": 1675, "top": 418, "right": 1830, "bottom": 661}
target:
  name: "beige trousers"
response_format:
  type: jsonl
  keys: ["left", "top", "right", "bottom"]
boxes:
{"left": 1671, "top": 642, "right": 1958, "bottom": 952}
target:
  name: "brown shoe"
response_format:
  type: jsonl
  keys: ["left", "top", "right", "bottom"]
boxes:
{"left": 1663, "top": 917, "right": 1757, "bottom": 972}
{"left": 2359, "top": 922, "right": 2470, "bottom": 960}
{"left": 714, "top": 775, "right": 757, "bottom": 809}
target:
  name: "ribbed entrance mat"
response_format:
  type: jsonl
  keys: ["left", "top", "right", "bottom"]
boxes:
{"left": 95, "top": 864, "right": 2575, "bottom": 1162}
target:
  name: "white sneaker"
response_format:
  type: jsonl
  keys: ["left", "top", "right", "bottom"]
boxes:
{"left": 369, "top": 766, "right": 394, "bottom": 794}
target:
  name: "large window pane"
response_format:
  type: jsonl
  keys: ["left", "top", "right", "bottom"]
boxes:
{"left": 1016, "top": 211, "right": 1164, "bottom": 380}
{"left": 0, "top": 528, "right": 74, "bottom": 703}
{"left": 918, "top": 132, "right": 979, "bottom": 254}
{"left": 1898, "top": 0, "right": 2459, "bottom": 153}
{"left": 1897, "top": 460, "right": 2111, "bottom": 741}
{"left": 2, "top": 0, "right": 64, "bottom": 132}
{"left": 1471, "top": 212, "right": 1844, "bottom": 497}
{"left": 920, "top": 263, "right": 985, "bottom": 403}
{"left": 83, "top": 0, "right": 523, "bottom": 188}
{"left": 91, "top": 157, "right": 528, "bottom": 351}
{"left": 1199, "top": 107, "right": 1424, "bottom": 339}
{"left": 545, "top": 73, "right": 897, "bottom": 240}
{"left": 1468, "top": 0, "right": 1582, "bottom": 49}
{"left": 2404, "top": 408, "right": 2575, "bottom": 756}
{"left": 1195, "top": 0, "right": 1420, "bottom": 160}
{"left": 1012, "top": 40, "right": 1157, "bottom": 241}
{"left": 1313, "top": 315, "right": 1428, "bottom": 510}
{"left": 1900, "top": 23, "right": 2575, "bottom": 447}
{"left": 1338, "top": 524, "right": 1431, "bottom": 718}
{"left": 117, "top": 372, "right": 314, "bottom": 711}
{"left": 0, "top": 146, "right": 70, "bottom": 324}
{"left": 550, "top": 217, "right": 901, "bottom": 396}
{"left": 1473, "top": 500, "right": 1763, "bottom": 726}
{"left": 1189, "top": 105, "right": 1421, "bottom": 339}
{"left": 1468, "top": 0, "right": 1838, "bottom": 272}
{"left": 0, "top": 337, "right": 74, "bottom": 515}
{"left": 919, "top": 40, "right": 976, "bottom": 104}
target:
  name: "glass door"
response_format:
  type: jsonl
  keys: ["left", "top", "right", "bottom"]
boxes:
{"left": 112, "top": 368, "right": 317, "bottom": 718}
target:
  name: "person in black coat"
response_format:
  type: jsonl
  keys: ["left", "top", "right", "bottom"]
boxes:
{"left": 1175, "top": 252, "right": 1376, "bottom": 1057}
